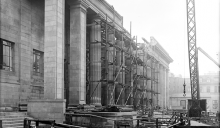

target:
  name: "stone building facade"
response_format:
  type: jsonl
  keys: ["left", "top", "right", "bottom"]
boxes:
{"left": 169, "top": 72, "right": 219, "bottom": 112}
{"left": 0, "top": 0, "right": 45, "bottom": 107}
{"left": 0, "top": 0, "right": 173, "bottom": 122}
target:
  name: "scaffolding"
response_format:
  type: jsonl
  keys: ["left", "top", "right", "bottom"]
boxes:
{"left": 85, "top": 14, "right": 160, "bottom": 112}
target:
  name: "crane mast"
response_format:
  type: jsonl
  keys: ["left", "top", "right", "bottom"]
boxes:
{"left": 186, "top": 0, "right": 201, "bottom": 117}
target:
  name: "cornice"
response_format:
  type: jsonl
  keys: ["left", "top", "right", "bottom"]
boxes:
{"left": 87, "top": 0, "right": 125, "bottom": 31}
{"left": 99, "top": 0, "right": 123, "bottom": 20}
{"left": 79, "top": 0, "right": 90, "bottom": 9}
{"left": 69, "top": 0, "right": 89, "bottom": 11}
{"left": 150, "top": 36, "right": 173, "bottom": 63}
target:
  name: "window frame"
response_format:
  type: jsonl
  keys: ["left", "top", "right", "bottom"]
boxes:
{"left": 214, "top": 86, "right": 218, "bottom": 93}
{"left": 206, "top": 86, "right": 210, "bottom": 93}
{"left": 33, "top": 49, "right": 44, "bottom": 76}
{"left": 180, "top": 100, "right": 186, "bottom": 109}
{"left": 212, "top": 100, "right": 218, "bottom": 109}
{"left": 0, "top": 38, "right": 14, "bottom": 71}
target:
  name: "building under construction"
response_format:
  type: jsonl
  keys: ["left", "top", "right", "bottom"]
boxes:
{"left": 0, "top": 0, "right": 173, "bottom": 125}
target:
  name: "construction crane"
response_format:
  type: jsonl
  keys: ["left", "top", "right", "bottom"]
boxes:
{"left": 186, "top": 0, "right": 203, "bottom": 117}
{"left": 197, "top": 47, "right": 220, "bottom": 68}
{"left": 186, "top": 0, "right": 220, "bottom": 117}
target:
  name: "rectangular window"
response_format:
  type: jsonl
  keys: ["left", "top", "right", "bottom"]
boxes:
{"left": 0, "top": 39, "right": 13, "bottom": 71}
{"left": 207, "top": 86, "right": 210, "bottom": 93}
{"left": 180, "top": 100, "right": 186, "bottom": 109}
{"left": 207, "top": 79, "right": 211, "bottom": 82}
{"left": 202, "top": 86, "right": 206, "bottom": 93}
{"left": 213, "top": 77, "right": 219, "bottom": 82}
{"left": 200, "top": 87, "right": 203, "bottom": 93}
{"left": 212, "top": 100, "right": 218, "bottom": 109}
{"left": 214, "top": 86, "right": 218, "bottom": 93}
{"left": 33, "top": 49, "right": 43, "bottom": 76}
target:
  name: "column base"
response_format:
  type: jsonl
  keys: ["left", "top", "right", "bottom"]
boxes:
{"left": 27, "top": 99, "right": 66, "bottom": 123}
{"left": 90, "top": 103, "right": 102, "bottom": 107}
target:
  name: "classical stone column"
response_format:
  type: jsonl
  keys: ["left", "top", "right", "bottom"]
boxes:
{"left": 115, "top": 40, "right": 125, "bottom": 105}
{"left": 69, "top": 0, "right": 89, "bottom": 105}
{"left": 146, "top": 59, "right": 151, "bottom": 108}
{"left": 90, "top": 18, "right": 101, "bottom": 106}
{"left": 28, "top": 0, "right": 65, "bottom": 123}
{"left": 163, "top": 66, "right": 166, "bottom": 108}
{"left": 159, "top": 64, "right": 165, "bottom": 108}
{"left": 152, "top": 61, "right": 156, "bottom": 107}
{"left": 159, "top": 65, "right": 162, "bottom": 108}
{"left": 164, "top": 68, "right": 167, "bottom": 107}
{"left": 106, "top": 33, "right": 115, "bottom": 105}
{"left": 166, "top": 68, "right": 169, "bottom": 108}
{"left": 158, "top": 64, "right": 161, "bottom": 107}
{"left": 155, "top": 63, "right": 159, "bottom": 106}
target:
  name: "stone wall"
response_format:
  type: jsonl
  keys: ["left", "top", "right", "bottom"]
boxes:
{"left": 0, "top": 0, "right": 21, "bottom": 107}
{"left": 28, "top": 99, "right": 65, "bottom": 123}
{"left": 0, "top": 0, "right": 44, "bottom": 107}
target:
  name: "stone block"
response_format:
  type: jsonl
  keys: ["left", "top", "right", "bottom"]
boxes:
{"left": 56, "top": 93, "right": 62, "bottom": 99}
{"left": 45, "top": 5, "right": 53, "bottom": 11}
{"left": 45, "top": 0, "right": 53, "bottom": 6}
{"left": 28, "top": 99, "right": 66, "bottom": 121}
{"left": 45, "top": 20, "right": 56, "bottom": 27}
{"left": 49, "top": 107, "right": 62, "bottom": 113}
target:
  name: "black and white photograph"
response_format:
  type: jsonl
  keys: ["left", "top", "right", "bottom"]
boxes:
{"left": 0, "top": 0, "right": 219, "bottom": 127}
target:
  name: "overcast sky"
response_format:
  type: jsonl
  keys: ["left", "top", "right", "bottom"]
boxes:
{"left": 106, "top": 0, "right": 219, "bottom": 78}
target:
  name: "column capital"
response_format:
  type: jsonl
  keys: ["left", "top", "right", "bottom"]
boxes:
{"left": 91, "top": 15, "right": 102, "bottom": 21}
{"left": 159, "top": 64, "right": 165, "bottom": 69}
{"left": 69, "top": 0, "right": 89, "bottom": 12}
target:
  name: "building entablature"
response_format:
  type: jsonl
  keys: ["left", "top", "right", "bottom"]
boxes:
{"left": 151, "top": 37, "right": 173, "bottom": 63}
{"left": 135, "top": 47, "right": 172, "bottom": 69}
{"left": 140, "top": 37, "right": 173, "bottom": 69}
{"left": 89, "top": 0, "right": 132, "bottom": 42}
{"left": 67, "top": 0, "right": 127, "bottom": 34}
{"left": 88, "top": 0, "right": 123, "bottom": 25}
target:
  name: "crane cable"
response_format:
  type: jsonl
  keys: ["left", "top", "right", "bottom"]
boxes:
{"left": 183, "top": 35, "right": 186, "bottom": 97}
{"left": 183, "top": 7, "right": 186, "bottom": 97}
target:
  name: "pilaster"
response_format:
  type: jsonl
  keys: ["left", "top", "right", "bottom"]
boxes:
{"left": 68, "top": 0, "right": 89, "bottom": 105}
{"left": 43, "top": 0, "right": 65, "bottom": 100}
{"left": 28, "top": 0, "right": 66, "bottom": 123}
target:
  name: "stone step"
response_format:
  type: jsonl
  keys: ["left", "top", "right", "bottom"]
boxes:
{"left": 4, "top": 126, "right": 23, "bottom": 128}
{"left": 0, "top": 107, "right": 18, "bottom": 112}
{"left": 0, "top": 112, "right": 35, "bottom": 128}
{"left": 0, "top": 114, "right": 28, "bottom": 117}
{"left": 0, "top": 114, "right": 27, "bottom": 117}
{"left": 0, "top": 115, "right": 28, "bottom": 119}
{"left": 1, "top": 117, "right": 33, "bottom": 121}
{"left": 0, "top": 112, "right": 27, "bottom": 116}
{"left": 0, "top": 117, "right": 33, "bottom": 122}
{"left": 3, "top": 122, "right": 24, "bottom": 127}
{"left": 3, "top": 120, "right": 36, "bottom": 128}
{"left": 3, "top": 119, "right": 23, "bottom": 124}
